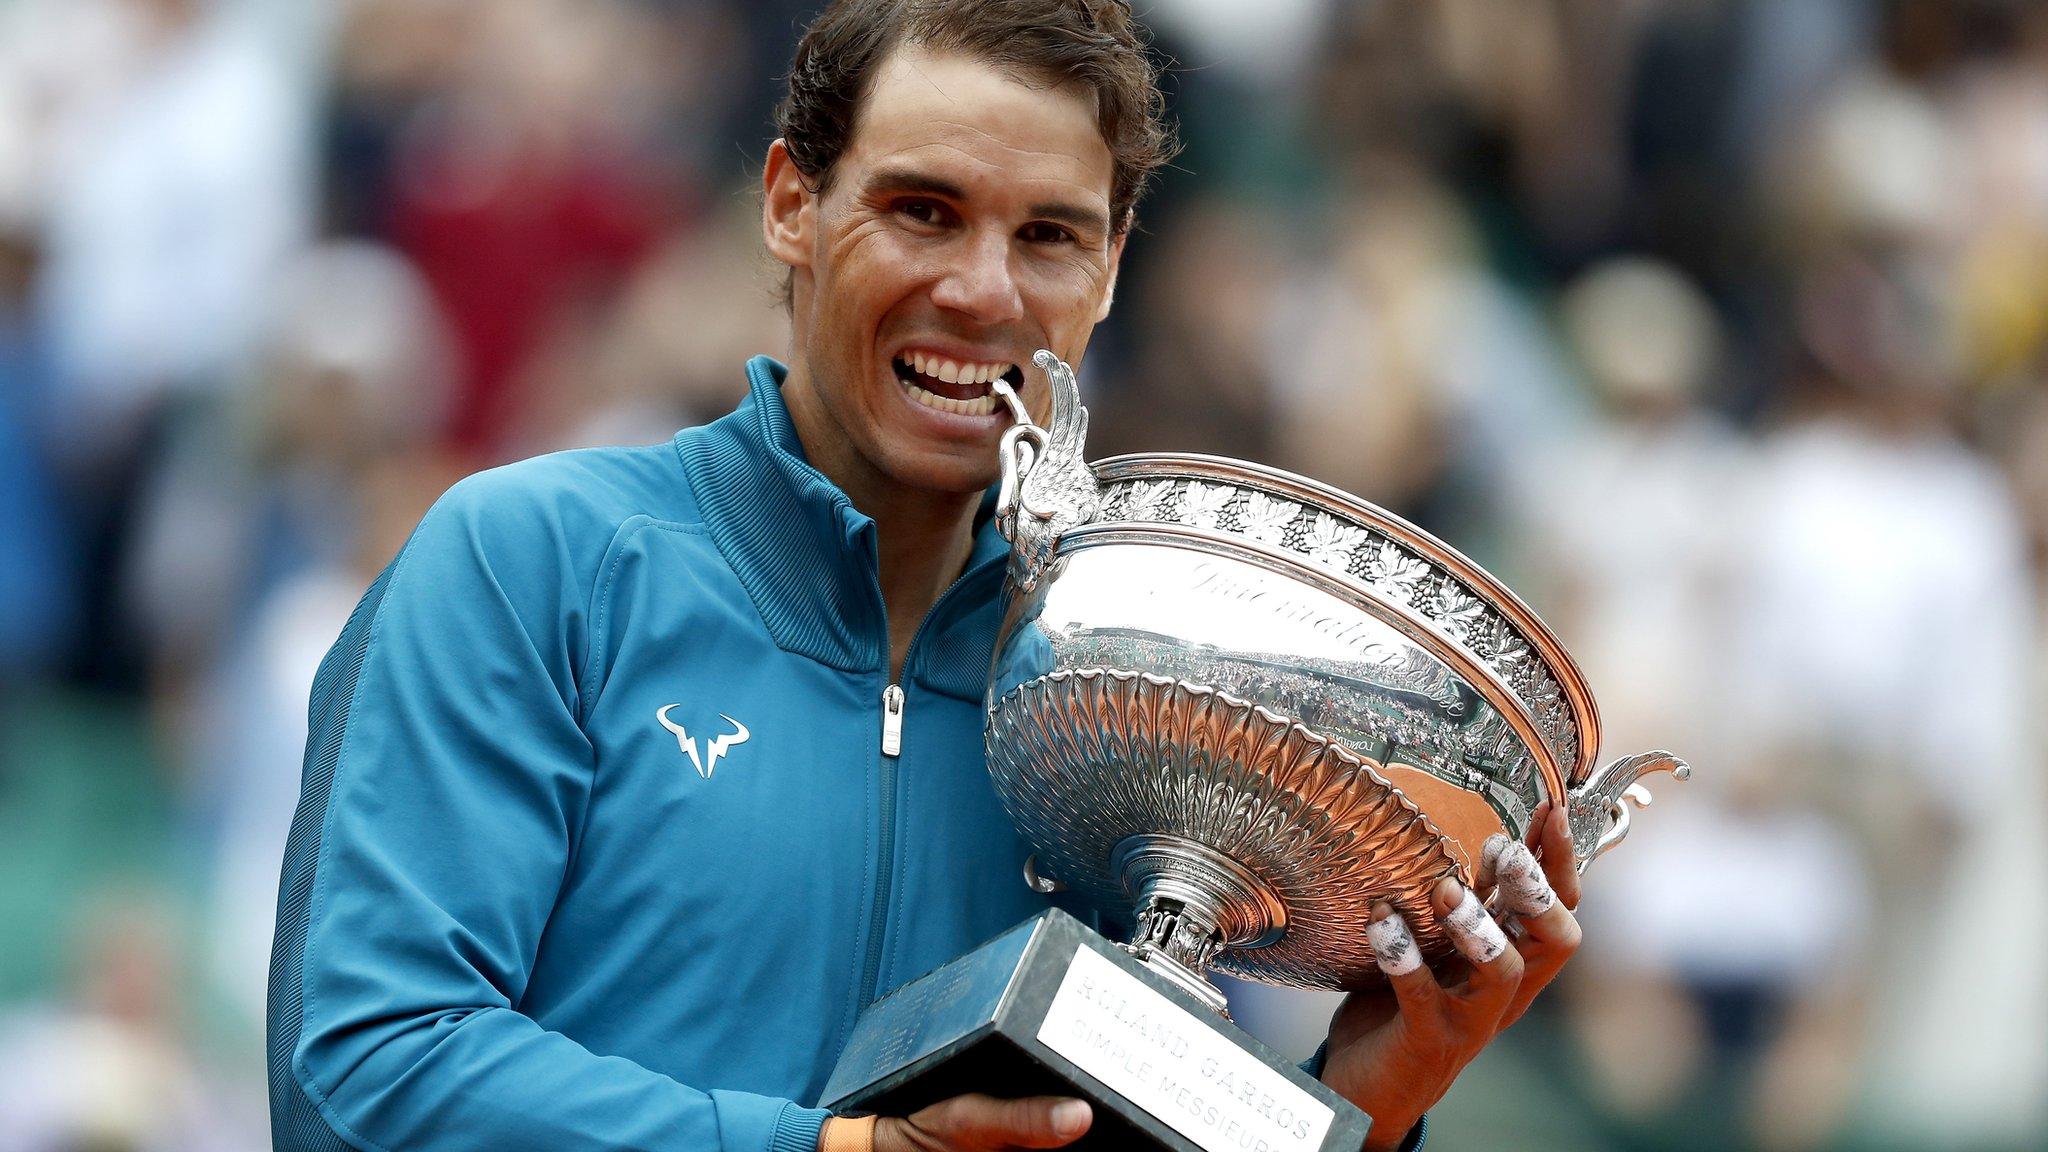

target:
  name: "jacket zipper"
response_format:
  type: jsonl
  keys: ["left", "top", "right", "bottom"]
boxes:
{"left": 859, "top": 677, "right": 902, "bottom": 1010}
{"left": 855, "top": 557, "right": 999, "bottom": 1008}
{"left": 880, "top": 685, "right": 905, "bottom": 757}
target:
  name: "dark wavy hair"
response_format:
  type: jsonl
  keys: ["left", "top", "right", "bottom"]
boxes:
{"left": 776, "top": 0, "right": 1177, "bottom": 235}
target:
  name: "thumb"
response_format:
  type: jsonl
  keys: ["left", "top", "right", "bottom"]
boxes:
{"left": 912, "top": 1093, "right": 1093, "bottom": 1149}
{"left": 984, "top": 1095, "right": 1093, "bottom": 1148}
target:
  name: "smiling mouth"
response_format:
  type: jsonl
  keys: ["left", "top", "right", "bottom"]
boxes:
{"left": 892, "top": 353, "right": 1026, "bottom": 417}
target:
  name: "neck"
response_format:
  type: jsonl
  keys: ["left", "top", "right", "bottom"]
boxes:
{"left": 869, "top": 484, "right": 982, "bottom": 679}
{"left": 782, "top": 359, "right": 983, "bottom": 680}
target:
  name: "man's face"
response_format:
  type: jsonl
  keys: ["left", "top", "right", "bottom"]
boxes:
{"left": 764, "top": 44, "right": 1124, "bottom": 497}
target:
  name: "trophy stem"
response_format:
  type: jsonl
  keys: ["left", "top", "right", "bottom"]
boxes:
{"left": 1127, "top": 897, "right": 1231, "bottom": 1014}
{"left": 1111, "top": 834, "right": 1289, "bottom": 1016}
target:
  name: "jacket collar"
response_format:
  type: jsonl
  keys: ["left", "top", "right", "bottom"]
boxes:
{"left": 674, "top": 356, "right": 1009, "bottom": 699}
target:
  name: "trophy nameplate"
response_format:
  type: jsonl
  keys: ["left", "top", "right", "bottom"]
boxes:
{"left": 820, "top": 910, "right": 1369, "bottom": 1152}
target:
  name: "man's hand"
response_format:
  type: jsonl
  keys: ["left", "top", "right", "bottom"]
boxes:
{"left": 1320, "top": 802, "right": 1584, "bottom": 1151}
{"left": 869, "top": 1094, "right": 1091, "bottom": 1151}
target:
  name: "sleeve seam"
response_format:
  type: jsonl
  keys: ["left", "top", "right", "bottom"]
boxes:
{"left": 571, "top": 517, "right": 708, "bottom": 880}
{"left": 288, "top": 1041, "right": 396, "bottom": 1152}
{"left": 292, "top": 521, "right": 430, "bottom": 1141}
{"left": 578, "top": 515, "right": 709, "bottom": 723}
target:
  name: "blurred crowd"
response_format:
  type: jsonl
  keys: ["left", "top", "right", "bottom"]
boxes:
{"left": 2, "top": 0, "right": 2046, "bottom": 1149}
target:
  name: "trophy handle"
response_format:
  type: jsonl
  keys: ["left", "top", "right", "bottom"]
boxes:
{"left": 993, "top": 351, "right": 1101, "bottom": 592}
{"left": 1565, "top": 751, "right": 1690, "bottom": 873}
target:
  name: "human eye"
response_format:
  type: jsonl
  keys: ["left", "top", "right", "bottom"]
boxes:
{"left": 1019, "top": 221, "right": 1077, "bottom": 246}
{"left": 896, "top": 198, "right": 954, "bottom": 227}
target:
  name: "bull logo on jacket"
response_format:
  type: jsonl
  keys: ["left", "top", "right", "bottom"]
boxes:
{"left": 656, "top": 706, "right": 750, "bottom": 779}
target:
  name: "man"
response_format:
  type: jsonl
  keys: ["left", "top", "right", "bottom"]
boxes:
{"left": 267, "top": 2, "right": 1584, "bottom": 1150}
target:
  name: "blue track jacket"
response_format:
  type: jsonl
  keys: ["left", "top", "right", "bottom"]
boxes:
{"left": 267, "top": 357, "right": 1059, "bottom": 1152}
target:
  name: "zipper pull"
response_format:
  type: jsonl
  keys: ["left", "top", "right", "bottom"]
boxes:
{"left": 881, "top": 684, "right": 905, "bottom": 757}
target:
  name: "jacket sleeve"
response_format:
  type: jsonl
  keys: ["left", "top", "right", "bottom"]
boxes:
{"left": 266, "top": 474, "right": 828, "bottom": 1152}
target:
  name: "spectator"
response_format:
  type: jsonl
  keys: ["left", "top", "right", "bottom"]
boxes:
{"left": 0, "top": 892, "right": 257, "bottom": 1152}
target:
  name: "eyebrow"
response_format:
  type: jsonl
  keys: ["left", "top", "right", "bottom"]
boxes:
{"left": 862, "top": 165, "right": 1112, "bottom": 238}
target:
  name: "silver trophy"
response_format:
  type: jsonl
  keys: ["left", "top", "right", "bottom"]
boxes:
{"left": 821, "top": 353, "right": 1689, "bottom": 1152}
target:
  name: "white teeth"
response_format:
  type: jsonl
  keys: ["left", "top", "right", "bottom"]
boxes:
{"left": 904, "top": 382, "right": 998, "bottom": 416}
{"left": 897, "top": 352, "right": 1014, "bottom": 389}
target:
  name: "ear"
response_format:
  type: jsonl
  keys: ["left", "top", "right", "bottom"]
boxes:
{"left": 1096, "top": 229, "right": 1128, "bottom": 323}
{"left": 762, "top": 139, "right": 815, "bottom": 273}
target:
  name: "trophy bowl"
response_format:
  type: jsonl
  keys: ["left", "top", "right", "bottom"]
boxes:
{"left": 986, "top": 352, "right": 1689, "bottom": 1005}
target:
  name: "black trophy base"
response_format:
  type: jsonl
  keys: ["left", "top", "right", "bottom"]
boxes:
{"left": 819, "top": 909, "right": 1371, "bottom": 1152}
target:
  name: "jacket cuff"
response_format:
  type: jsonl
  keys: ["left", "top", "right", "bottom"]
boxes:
{"left": 766, "top": 1102, "right": 831, "bottom": 1152}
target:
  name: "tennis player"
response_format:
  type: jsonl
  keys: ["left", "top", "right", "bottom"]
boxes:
{"left": 267, "top": 3, "right": 1584, "bottom": 1150}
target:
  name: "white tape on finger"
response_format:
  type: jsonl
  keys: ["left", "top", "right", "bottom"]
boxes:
{"left": 1479, "top": 834, "right": 1512, "bottom": 888}
{"left": 1494, "top": 843, "right": 1556, "bottom": 918}
{"left": 1443, "top": 888, "right": 1508, "bottom": 964}
{"left": 1368, "top": 914, "right": 1423, "bottom": 977}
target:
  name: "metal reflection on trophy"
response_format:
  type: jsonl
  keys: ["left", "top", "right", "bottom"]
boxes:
{"left": 985, "top": 350, "right": 1689, "bottom": 1003}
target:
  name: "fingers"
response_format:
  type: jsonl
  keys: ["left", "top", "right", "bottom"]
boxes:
{"left": 1435, "top": 877, "right": 1522, "bottom": 1020}
{"left": 1491, "top": 835, "right": 1583, "bottom": 1028}
{"left": 1043, "top": 1100, "right": 1093, "bottom": 1147}
{"left": 905, "top": 1093, "right": 1092, "bottom": 1149}
{"left": 1369, "top": 902, "right": 1442, "bottom": 1013}
{"left": 1368, "top": 903, "right": 1425, "bottom": 975}
{"left": 1439, "top": 878, "right": 1508, "bottom": 965}
{"left": 1478, "top": 831, "right": 1513, "bottom": 890}
{"left": 1495, "top": 839, "right": 1581, "bottom": 961}
{"left": 1493, "top": 837, "right": 1557, "bottom": 919}
{"left": 989, "top": 1097, "right": 1091, "bottom": 1148}
{"left": 1537, "top": 801, "right": 1582, "bottom": 911}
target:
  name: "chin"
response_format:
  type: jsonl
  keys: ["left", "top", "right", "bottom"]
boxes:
{"left": 887, "top": 450, "right": 1003, "bottom": 496}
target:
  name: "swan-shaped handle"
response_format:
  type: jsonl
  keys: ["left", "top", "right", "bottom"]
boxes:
{"left": 1567, "top": 751, "right": 1692, "bottom": 872}
{"left": 993, "top": 351, "right": 1101, "bottom": 592}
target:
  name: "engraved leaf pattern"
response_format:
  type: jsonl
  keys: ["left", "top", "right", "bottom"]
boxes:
{"left": 1026, "top": 461, "right": 1590, "bottom": 787}
{"left": 1433, "top": 585, "right": 1484, "bottom": 641}
{"left": 1128, "top": 479, "right": 1174, "bottom": 521}
{"left": 1241, "top": 492, "right": 1297, "bottom": 545}
{"left": 1183, "top": 480, "right": 1235, "bottom": 529}
{"left": 1464, "top": 614, "right": 1507, "bottom": 658}
{"left": 1302, "top": 513, "right": 1366, "bottom": 570}
{"left": 1528, "top": 673, "right": 1571, "bottom": 757}
{"left": 1495, "top": 633, "right": 1532, "bottom": 682}
{"left": 1375, "top": 542, "right": 1429, "bottom": 604}
{"left": 1098, "top": 483, "right": 1130, "bottom": 521}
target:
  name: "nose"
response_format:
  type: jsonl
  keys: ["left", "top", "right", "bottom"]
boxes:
{"left": 932, "top": 228, "right": 1025, "bottom": 324}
